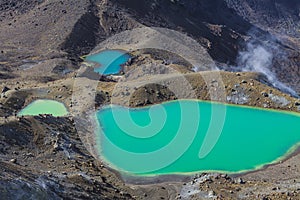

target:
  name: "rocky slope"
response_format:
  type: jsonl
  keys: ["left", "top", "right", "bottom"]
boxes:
{"left": 225, "top": 0, "right": 300, "bottom": 38}
{"left": 0, "top": 0, "right": 300, "bottom": 199}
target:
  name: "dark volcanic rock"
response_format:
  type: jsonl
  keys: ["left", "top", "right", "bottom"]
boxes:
{"left": 95, "top": 91, "right": 110, "bottom": 108}
{"left": 0, "top": 72, "right": 15, "bottom": 79}
{"left": 0, "top": 118, "right": 33, "bottom": 148}
{"left": 1, "top": 86, "right": 10, "bottom": 93}
{"left": 111, "top": 0, "right": 256, "bottom": 65}
{"left": 61, "top": 5, "right": 104, "bottom": 59}
{"left": 129, "top": 83, "right": 177, "bottom": 107}
{"left": 0, "top": 116, "right": 133, "bottom": 200}
{"left": 0, "top": 0, "right": 44, "bottom": 18}
{"left": 0, "top": 91, "right": 29, "bottom": 117}
{"left": 225, "top": 0, "right": 300, "bottom": 37}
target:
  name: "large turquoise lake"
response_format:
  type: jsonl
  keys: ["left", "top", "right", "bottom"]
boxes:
{"left": 95, "top": 100, "right": 300, "bottom": 176}
{"left": 85, "top": 50, "right": 130, "bottom": 75}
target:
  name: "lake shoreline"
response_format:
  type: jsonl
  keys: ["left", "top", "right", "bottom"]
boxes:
{"left": 92, "top": 99, "right": 300, "bottom": 184}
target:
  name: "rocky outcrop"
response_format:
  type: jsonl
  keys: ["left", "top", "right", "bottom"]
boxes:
{"left": 225, "top": 0, "right": 300, "bottom": 38}
{"left": 61, "top": 4, "right": 104, "bottom": 59}
{"left": 0, "top": 116, "right": 133, "bottom": 200}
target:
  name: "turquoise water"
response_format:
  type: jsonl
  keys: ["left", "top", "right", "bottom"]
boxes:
{"left": 85, "top": 50, "right": 130, "bottom": 75}
{"left": 95, "top": 100, "right": 300, "bottom": 176}
{"left": 18, "top": 99, "right": 68, "bottom": 117}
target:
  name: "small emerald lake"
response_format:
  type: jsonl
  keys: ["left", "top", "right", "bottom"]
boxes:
{"left": 18, "top": 100, "right": 68, "bottom": 117}
{"left": 85, "top": 50, "right": 130, "bottom": 75}
{"left": 95, "top": 100, "right": 300, "bottom": 176}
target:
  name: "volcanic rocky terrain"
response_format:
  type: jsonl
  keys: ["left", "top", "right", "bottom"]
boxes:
{"left": 0, "top": 0, "right": 300, "bottom": 199}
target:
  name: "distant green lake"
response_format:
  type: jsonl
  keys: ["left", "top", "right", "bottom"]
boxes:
{"left": 18, "top": 100, "right": 68, "bottom": 117}
{"left": 95, "top": 100, "right": 300, "bottom": 176}
{"left": 85, "top": 50, "right": 130, "bottom": 75}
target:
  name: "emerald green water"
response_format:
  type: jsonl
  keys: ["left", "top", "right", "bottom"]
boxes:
{"left": 18, "top": 100, "right": 68, "bottom": 117}
{"left": 95, "top": 100, "right": 300, "bottom": 176}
